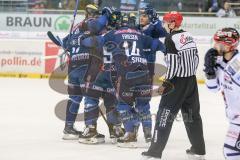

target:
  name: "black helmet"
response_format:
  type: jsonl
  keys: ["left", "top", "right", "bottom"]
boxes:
{"left": 108, "top": 9, "right": 122, "bottom": 28}
{"left": 121, "top": 13, "right": 137, "bottom": 28}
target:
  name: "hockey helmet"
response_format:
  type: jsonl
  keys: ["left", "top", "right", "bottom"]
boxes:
{"left": 85, "top": 4, "right": 99, "bottom": 17}
{"left": 120, "top": 13, "right": 137, "bottom": 28}
{"left": 163, "top": 11, "right": 183, "bottom": 28}
{"left": 140, "top": 5, "right": 158, "bottom": 21}
{"left": 213, "top": 27, "right": 239, "bottom": 51}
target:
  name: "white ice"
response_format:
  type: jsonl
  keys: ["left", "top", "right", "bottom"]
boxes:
{"left": 0, "top": 78, "right": 228, "bottom": 160}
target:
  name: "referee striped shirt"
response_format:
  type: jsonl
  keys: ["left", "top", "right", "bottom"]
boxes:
{"left": 164, "top": 30, "right": 199, "bottom": 80}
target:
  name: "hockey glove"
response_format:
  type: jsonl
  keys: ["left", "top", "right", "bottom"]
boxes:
{"left": 157, "top": 79, "right": 174, "bottom": 96}
{"left": 203, "top": 48, "right": 218, "bottom": 79}
{"left": 150, "top": 12, "right": 159, "bottom": 24}
{"left": 144, "top": 6, "right": 159, "bottom": 24}
{"left": 101, "top": 7, "right": 116, "bottom": 18}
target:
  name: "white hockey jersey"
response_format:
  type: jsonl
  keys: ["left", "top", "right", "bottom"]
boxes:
{"left": 206, "top": 51, "right": 240, "bottom": 124}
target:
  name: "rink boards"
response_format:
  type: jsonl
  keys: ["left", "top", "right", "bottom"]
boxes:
{"left": 0, "top": 36, "right": 213, "bottom": 83}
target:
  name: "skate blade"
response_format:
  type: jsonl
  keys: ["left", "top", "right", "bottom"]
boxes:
{"left": 141, "top": 155, "right": 161, "bottom": 160}
{"left": 78, "top": 137, "right": 105, "bottom": 144}
{"left": 137, "top": 142, "right": 151, "bottom": 148}
{"left": 62, "top": 134, "right": 79, "bottom": 140}
{"left": 187, "top": 154, "right": 206, "bottom": 160}
{"left": 110, "top": 138, "right": 117, "bottom": 144}
{"left": 117, "top": 142, "right": 138, "bottom": 148}
{"left": 117, "top": 141, "right": 150, "bottom": 148}
{"left": 140, "top": 155, "right": 151, "bottom": 160}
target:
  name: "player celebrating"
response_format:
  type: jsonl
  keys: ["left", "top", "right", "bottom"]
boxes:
{"left": 79, "top": 12, "right": 162, "bottom": 147}
{"left": 204, "top": 28, "right": 240, "bottom": 160}
{"left": 79, "top": 11, "right": 125, "bottom": 144}
{"left": 101, "top": 13, "right": 162, "bottom": 147}
{"left": 137, "top": 5, "right": 167, "bottom": 143}
{"left": 139, "top": 5, "right": 167, "bottom": 38}
{"left": 142, "top": 11, "right": 206, "bottom": 160}
{"left": 61, "top": 4, "right": 119, "bottom": 140}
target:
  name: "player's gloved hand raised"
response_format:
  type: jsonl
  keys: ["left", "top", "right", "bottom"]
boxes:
{"left": 157, "top": 79, "right": 173, "bottom": 96}
{"left": 102, "top": 7, "right": 121, "bottom": 24}
{"left": 150, "top": 12, "right": 159, "bottom": 24}
{"left": 102, "top": 7, "right": 116, "bottom": 18}
{"left": 203, "top": 48, "right": 218, "bottom": 79}
{"left": 144, "top": 6, "right": 159, "bottom": 24}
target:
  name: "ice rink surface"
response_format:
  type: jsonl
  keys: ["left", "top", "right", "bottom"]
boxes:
{"left": 0, "top": 78, "right": 228, "bottom": 160}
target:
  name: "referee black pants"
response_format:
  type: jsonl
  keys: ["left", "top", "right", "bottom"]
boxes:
{"left": 148, "top": 75, "right": 206, "bottom": 158}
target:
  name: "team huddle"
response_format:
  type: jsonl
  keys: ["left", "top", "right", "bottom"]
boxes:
{"left": 59, "top": 4, "right": 166, "bottom": 146}
{"left": 48, "top": 2, "right": 240, "bottom": 160}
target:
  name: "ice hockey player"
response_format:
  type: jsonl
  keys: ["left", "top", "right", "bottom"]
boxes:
{"left": 139, "top": 5, "right": 167, "bottom": 38}
{"left": 79, "top": 11, "right": 125, "bottom": 145}
{"left": 99, "top": 13, "right": 162, "bottom": 148}
{"left": 136, "top": 5, "right": 167, "bottom": 143}
{"left": 82, "top": 11, "right": 160, "bottom": 147}
{"left": 142, "top": 11, "right": 206, "bottom": 160}
{"left": 204, "top": 27, "right": 240, "bottom": 160}
{"left": 62, "top": 4, "right": 120, "bottom": 140}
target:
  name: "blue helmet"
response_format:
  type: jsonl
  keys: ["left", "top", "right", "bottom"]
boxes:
{"left": 140, "top": 5, "right": 158, "bottom": 23}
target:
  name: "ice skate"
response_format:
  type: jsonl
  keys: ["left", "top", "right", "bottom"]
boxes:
{"left": 141, "top": 152, "right": 161, "bottom": 160}
{"left": 62, "top": 126, "right": 82, "bottom": 140}
{"left": 117, "top": 132, "right": 138, "bottom": 148}
{"left": 143, "top": 127, "right": 152, "bottom": 143}
{"left": 186, "top": 149, "right": 206, "bottom": 160}
{"left": 109, "top": 124, "right": 125, "bottom": 144}
{"left": 78, "top": 125, "right": 105, "bottom": 144}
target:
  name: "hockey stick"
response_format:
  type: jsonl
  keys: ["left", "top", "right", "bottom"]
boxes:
{"left": 45, "top": 0, "right": 80, "bottom": 67}
{"left": 59, "top": 0, "right": 80, "bottom": 70}
{"left": 47, "top": 31, "right": 63, "bottom": 47}
{"left": 68, "top": 0, "right": 80, "bottom": 39}
{"left": 99, "top": 107, "right": 109, "bottom": 127}
{"left": 41, "top": 55, "right": 61, "bottom": 60}
{"left": 46, "top": 0, "right": 79, "bottom": 49}
{"left": 46, "top": 0, "right": 80, "bottom": 48}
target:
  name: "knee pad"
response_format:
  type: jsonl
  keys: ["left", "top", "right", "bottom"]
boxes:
{"left": 84, "top": 104, "right": 99, "bottom": 126}
{"left": 117, "top": 103, "right": 135, "bottom": 122}
{"left": 84, "top": 104, "right": 99, "bottom": 113}
{"left": 84, "top": 97, "right": 99, "bottom": 109}
{"left": 69, "top": 95, "right": 82, "bottom": 105}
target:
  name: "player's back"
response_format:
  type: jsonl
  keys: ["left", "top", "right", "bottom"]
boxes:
{"left": 104, "top": 26, "right": 152, "bottom": 67}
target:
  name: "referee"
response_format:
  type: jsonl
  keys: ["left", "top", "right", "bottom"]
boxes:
{"left": 142, "top": 12, "right": 206, "bottom": 160}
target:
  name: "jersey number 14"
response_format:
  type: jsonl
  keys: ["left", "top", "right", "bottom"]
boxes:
{"left": 123, "top": 41, "right": 140, "bottom": 57}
